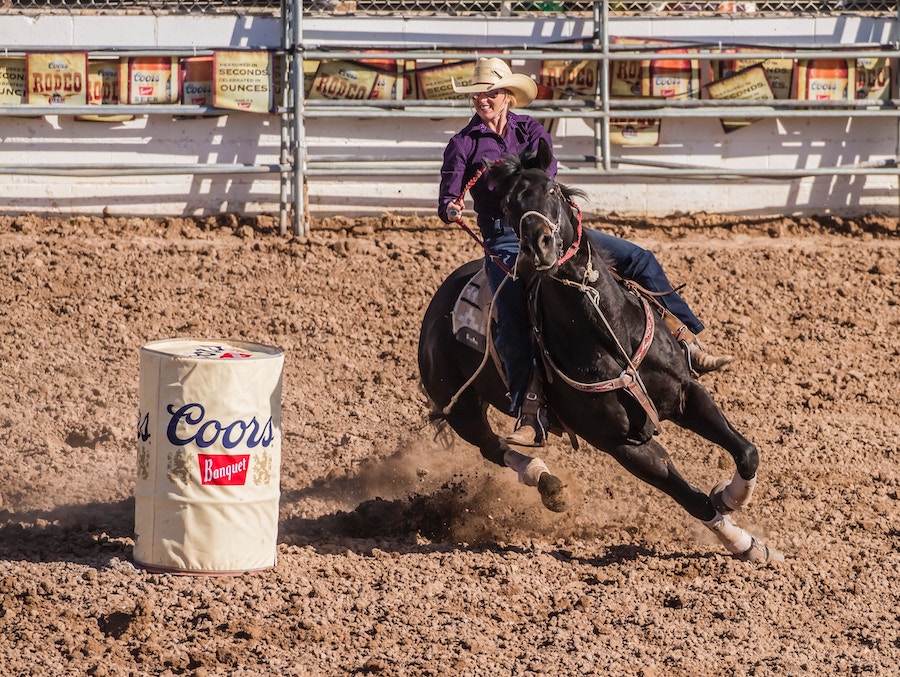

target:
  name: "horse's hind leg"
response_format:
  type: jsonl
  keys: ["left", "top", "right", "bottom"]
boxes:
{"left": 675, "top": 380, "right": 761, "bottom": 513}
{"left": 607, "top": 438, "right": 782, "bottom": 562}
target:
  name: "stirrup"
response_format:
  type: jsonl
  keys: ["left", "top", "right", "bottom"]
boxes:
{"left": 688, "top": 340, "right": 733, "bottom": 375}
{"left": 506, "top": 412, "right": 547, "bottom": 447}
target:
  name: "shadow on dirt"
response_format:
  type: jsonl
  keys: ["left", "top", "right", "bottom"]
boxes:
{"left": 0, "top": 499, "right": 135, "bottom": 566}
{"left": 0, "top": 484, "right": 700, "bottom": 568}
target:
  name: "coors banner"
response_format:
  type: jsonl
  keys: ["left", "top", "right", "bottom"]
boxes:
{"left": 181, "top": 56, "right": 214, "bottom": 106}
{"left": 26, "top": 52, "right": 88, "bottom": 105}
{"left": 539, "top": 59, "right": 598, "bottom": 99}
{"left": 126, "top": 56, "right": 179, "bottom": 104}
{"left": 135, "top": 339, "right": 283, "bottom": 574}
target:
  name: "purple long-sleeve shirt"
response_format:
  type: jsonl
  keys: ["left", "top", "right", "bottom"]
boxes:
{"left": 438, "top": 112, "right": 557, "bottom": 234}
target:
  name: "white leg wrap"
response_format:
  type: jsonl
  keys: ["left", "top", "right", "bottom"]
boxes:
{"left": 722, "top": 472, "right": 757, "bottom": 511}
{"left": 703, "top": 513, "right": 754, "bottom": 554}
{"left": 503, "top": 449, "right": 549, "bottom": 487}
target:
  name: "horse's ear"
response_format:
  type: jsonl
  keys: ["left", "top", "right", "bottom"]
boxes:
{"left": 486, "top": 154, "right": 518, "bottom": 196}
{"left": 535, "top": 138, "right": 553, "bottom": 172}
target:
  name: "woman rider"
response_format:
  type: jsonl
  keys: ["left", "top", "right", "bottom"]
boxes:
{"left": 438, "top": 58, "right": 732, "bottom": 447}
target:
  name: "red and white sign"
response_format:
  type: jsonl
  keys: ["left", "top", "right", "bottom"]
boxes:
{"left": 198, "top": 454, "right": 250, "bottom": 486}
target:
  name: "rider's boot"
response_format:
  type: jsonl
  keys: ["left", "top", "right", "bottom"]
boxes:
{"left": 506, "top": 375, "right": 548, "bottom": 447}
{"left": 663, "top": 312, "right": 733, "bottom": 375}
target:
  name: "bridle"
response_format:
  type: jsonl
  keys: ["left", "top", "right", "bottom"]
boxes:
{"left": 518, "top": 186, "right": 660, "bottom": 435}
{"left": 516, "top": 184, "right": 583, "bottom": 269}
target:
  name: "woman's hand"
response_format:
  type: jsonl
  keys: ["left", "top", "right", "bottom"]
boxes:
{"left": 446, "top": 200, "right": 464, "bottom": 222}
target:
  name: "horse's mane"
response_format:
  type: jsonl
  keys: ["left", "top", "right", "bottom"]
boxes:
{"left": 487, "top": 147, "right": 587, "bottom": 208}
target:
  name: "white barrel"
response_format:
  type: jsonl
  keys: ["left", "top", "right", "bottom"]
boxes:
{"left": 135, "top": 338, "right": 283, "bottom": 574}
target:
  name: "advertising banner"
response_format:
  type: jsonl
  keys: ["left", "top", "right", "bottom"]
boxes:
{"left": 539, "top": 59, "right": 598, "bottom": 99}
{"left": 795, "top": 58, "right": 850, "bottom": 101}
{"left": 26, "top": 52, "right": 88, "bottom": 105}
{"left": 704, "top": 64, "right": 775, "bottom": 132}
{"left": 181, "top": 56, "right": 214, "bottom": 106}
{"left": 416, "top": 61, "right": 475, "bottom": 101}
{"left": 854, "top": 57, "right": 890, "bottom": 100}
{"left": 0, "top": 58, "right": 27, "bottom": 105}
{"left": 307, "top": 59, "right": 378, "bottom": 101}
{"left": 727, "top": 54, "right": 794, "bottom": 99}
{"left": 77, "top": 58, "right": 134, "bottom": 122}
{"left": 126, "top": 56, "right": 179, "bottom": 105}
{"left": 213, "top": 51, "right": 272, "bottom": 112}
{"left": 641, "top": 53, "right": 700, "bottom": 100}
{"left": 609, "top": 117, "right": 661, "bottom": 146}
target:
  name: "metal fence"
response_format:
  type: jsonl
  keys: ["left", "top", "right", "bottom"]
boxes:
{"left": 5, "top": 0, "right": 897, "bottom": 14}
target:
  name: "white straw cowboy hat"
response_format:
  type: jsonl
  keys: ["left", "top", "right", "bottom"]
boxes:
{"left": 452, "top": 57, "right": 538, "bottom": 107}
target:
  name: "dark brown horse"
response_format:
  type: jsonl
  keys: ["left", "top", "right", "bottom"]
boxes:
{"left": 418, "top": 140, "right": 782, "bottom": 562}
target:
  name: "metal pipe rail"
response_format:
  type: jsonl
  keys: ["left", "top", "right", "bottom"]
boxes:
{"left": 305, "top": 164, "right": 900, "bottom": 179}
{"left": 288, "top": 1, "right": 900, "bottom": 234}
{"left": 0, "top": 164, "right": 288, "bottom": 176}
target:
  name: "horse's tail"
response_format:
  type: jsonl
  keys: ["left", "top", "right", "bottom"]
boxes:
{"left": 426, "top": 408, "right": 454, "bottom": 449}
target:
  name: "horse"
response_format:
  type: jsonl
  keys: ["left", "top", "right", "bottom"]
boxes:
{"left": 417, "top": 139, "right": 782, "bottom": 563}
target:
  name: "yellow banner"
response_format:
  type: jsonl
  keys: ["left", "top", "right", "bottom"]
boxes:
{"left": 86, "top": 59, "right": 121, "bottom": 105}
{"left": 214, "top": 51, "right": 272, "bottom": 112}
{"left": 539, "top": 60, "right": 598, "bottom": 99}
{"left": 704, "top": 64, "right": 775, "bottom": 133}
{"left": 26, "top": 52, "right": 88, "bottom": 105}
{"left": 730, "top": 55, "right": 794, "bottom": 99}
{"left": 610, "top": 118, "right": 660, "bottom": 146}
{"left": 416, "top": 62, "right": 474, "bottom": 101}
{"left": 855, "top": 57, "right": 890, "bottom": 100}
{"left": 0, "top": 58, "right": 27, "bottom": 105}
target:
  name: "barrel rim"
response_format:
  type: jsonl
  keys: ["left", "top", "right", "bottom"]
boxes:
{"left": 140, "top": 337, "right": 283, "bottom": 359}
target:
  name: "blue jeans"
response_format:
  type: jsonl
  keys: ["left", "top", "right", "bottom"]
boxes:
{"left": 486, "top": 227, "right": 704, "bottom": 414}
{"left": 584, "top": 229, "right": 704, "bottom": 334}
{"left": 484, "top": 230, "right": 532, "bottom": 415}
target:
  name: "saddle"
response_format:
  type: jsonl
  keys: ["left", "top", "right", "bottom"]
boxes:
{"left": 451, "top": 267, "right": 661, "bottom": 447}
{"left": 450, "top": 268, "right": 495, "bottom": 354}
{"left": 450, "top": 269, "right": 573, "bottom": 446}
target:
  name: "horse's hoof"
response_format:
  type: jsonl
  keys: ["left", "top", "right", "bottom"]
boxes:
{"left": 538, "top": 473, "right": 567, "bottom": 513}
{"left": 737, "top": 537, "right": 785, "bottom": 564}
{"left": 709, "top": 479, "right": 734, "bottom": 514}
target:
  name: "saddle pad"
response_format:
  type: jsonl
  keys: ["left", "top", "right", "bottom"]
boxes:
{"left": 451, "top": 268, "right": 495, "bottom": 353}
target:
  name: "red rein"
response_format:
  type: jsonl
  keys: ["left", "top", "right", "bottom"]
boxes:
{"left": 450, "top": 167, "right": 582, "bottom": 274}
{"left": 450, "top": 165, "right": 513, "bottom": 276}
{"left": 556, "top": 198, "right": 583, "bottom": 267}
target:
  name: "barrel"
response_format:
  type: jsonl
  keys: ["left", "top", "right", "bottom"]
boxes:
{"left": 134, "top": 338, "right": 283, "bottom": 574}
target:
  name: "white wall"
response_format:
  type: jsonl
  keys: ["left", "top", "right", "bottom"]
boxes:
{"left": 0, "top": 12, "right": 897, "bottom": 220}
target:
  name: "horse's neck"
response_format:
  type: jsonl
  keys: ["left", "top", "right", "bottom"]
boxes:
{"left": 540, "top": 244, "right": 637, "bottom": 339}
{"left": 564, "top": 246, "right": 624, "bottom": 304}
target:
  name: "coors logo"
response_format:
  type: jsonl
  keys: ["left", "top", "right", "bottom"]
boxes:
{"left": 165, "top": 402, "right": 275, "bottom": 449}
{"left": 165, "top": 402, "right": 275, "bottom": 486}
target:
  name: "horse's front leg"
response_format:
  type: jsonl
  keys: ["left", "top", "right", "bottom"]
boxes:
{"left": 503, "top": 447, "right": 567, "bottom": 513}
{"left": 675, "top": 380, "right": 760, "bottom": 513}
{"left": 609, "top": 438, "right": 782, "bottom": 562}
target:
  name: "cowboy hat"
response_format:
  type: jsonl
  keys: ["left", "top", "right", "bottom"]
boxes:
{"left": 452, "top": 57, "right": 538, "bottom": 107}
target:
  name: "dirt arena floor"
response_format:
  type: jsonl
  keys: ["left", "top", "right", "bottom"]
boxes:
{"left": 0, "top": 211, "right": 898, "bottom": 676}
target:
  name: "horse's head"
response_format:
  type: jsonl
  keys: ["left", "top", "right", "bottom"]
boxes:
{"left": 488, "top": 138, "right": 585, "bottom": 274}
